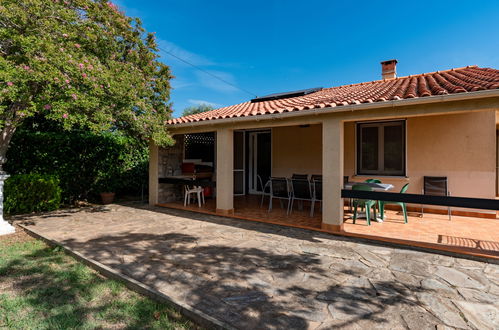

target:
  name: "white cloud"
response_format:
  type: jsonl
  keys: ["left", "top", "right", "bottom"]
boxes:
{"left": 195, "top": 70, "right": 239, "bottom": 92}
{"left": 157, "top": 39, "right": 215, "bottom": 67}
{"left": 188, "top": 99, "right": 221, "bottom": 107}
{"left": 171, "top": 79, "right": 194, "bottom": 90}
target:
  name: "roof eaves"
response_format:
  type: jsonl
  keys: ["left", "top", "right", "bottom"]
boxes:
{"left": 166, "top": 88, "right": 499, "bottom": 129}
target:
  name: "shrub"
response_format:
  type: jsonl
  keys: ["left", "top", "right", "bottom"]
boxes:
{"left": 4, "top": 174, "right": 62, "bottom": 215}
{"left": 5, "top": 129, "right": 148, "bottom": 203}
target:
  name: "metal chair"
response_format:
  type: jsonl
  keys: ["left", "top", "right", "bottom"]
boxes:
{"left": 292, "top": 174, "right": 309, "bottom": 180}
{"left": 311, "top": 174, "right": 323, "bottom": 182}
{"left": 422, "top": 176, "right": 451, "bottom": 220}
{"left": 289, "top": 178, "right": 314, "bottom": 216}
{"left": 344, "top": 176, "right": 349, "bottom": 185}
{"left": 311, "top": 179, "right": 322, "bottom": 217}
{"left": 268, "top": 177, "right": 292, "bottom": 214}
{"left": 257, "top": 174, "right": 270, "bottom": 207}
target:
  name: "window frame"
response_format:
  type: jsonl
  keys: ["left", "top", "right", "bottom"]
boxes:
{"left": 356, "top": 119, "right": 406, "bottom": 176}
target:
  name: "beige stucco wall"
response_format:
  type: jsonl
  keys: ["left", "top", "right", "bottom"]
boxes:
{"left": 272, "top": 111, "right": 496, "bottom": 201}
{"left": 345, "top": 111, "right": 497, "bottom": 201}
{"left": 272, "top": 124, "right": 322, "bottom": 177}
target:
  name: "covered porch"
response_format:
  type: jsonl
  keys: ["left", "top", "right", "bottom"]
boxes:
{"left": 150, "top": 95, "right": 499, "bottom": 259}
{"left": 159, "top": 195, "right": 499, "bottom": 258}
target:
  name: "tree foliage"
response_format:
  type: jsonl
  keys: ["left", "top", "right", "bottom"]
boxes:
{"left": 5, "top": 123, "right": 149, "bottom": 203}
{"left": 0, "top": 0, "right": 174, "bottom": 166}
{"left": 182, "top": 103, "right": 214, "bottom": 117}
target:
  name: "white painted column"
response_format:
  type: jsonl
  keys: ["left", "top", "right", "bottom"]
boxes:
{"left": 0, "top": 174, "right": 14, "bottom": 235}
{"left": 216, "top": 128, "right": 234, "bottom": 214}
{"left": 322, "top": 118, "right": 344, "bottom": 232}
{"left": 148, "top": 140, "right": 159, "bottom": 206}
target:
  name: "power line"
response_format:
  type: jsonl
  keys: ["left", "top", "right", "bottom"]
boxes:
{"left": 158, "top": 46, "right": 258, "bottom": 98}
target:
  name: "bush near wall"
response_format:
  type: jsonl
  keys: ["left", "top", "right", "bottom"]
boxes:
{"left": 5, "top": 129, "right": 149, "bottom": 204}
{"left": 4, "top": 174, "right": 62, "bottom": 215}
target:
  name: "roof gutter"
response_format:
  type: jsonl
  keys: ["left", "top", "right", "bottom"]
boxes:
{"left": 167, "top": 89, "right": 499, "bottom": 129}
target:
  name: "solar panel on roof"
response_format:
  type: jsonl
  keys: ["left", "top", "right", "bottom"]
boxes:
{"left": 250, "top": 87, "right": 323, "bottom": 103}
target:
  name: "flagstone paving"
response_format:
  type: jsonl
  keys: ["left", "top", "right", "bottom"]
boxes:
{"left": 15, "top": 203, "right": 499, "bottom": 329}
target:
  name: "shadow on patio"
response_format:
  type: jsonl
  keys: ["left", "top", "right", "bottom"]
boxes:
{"left": 58, "top": 230, "right": 428, "bottom": 329}
{"left": 18, "top": 203, "right": 495, "bottom": 328}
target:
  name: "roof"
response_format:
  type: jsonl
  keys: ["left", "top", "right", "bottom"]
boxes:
{"left": 169, "top": 66, "right": 499, "bottom": 125}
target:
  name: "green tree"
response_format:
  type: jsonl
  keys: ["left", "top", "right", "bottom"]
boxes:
{"left": 182, "top": 104, "right": 214, "bottom": 117}
{"left": 0, "top": 0, "right": 174, "bottom": 172}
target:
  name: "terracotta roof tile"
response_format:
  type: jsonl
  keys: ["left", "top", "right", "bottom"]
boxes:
{"left": 169, "top": 66, "right": 499, "bottom": 124}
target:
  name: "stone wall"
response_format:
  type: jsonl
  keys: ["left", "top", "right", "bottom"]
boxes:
{"left": 158, "top": 135, "right": 184, "bottom": 203}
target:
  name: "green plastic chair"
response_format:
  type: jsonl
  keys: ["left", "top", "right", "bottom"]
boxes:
{"left": 352, "top": 184, "right": 377, "bottom": 226}
{"left": 379, "top": 183, "right": 410, "bottom": 224}
{"left": 364, "top": 179, "right": 382, "bottom": 211}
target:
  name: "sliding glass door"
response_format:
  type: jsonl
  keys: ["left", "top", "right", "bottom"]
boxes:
{"left": 248, "top": 131, "right": 272, "bottom": 194}
{"left": 233, "top": 131, "right": 245, "bottom": 196}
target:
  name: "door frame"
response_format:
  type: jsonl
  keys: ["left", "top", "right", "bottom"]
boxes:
{"left": 248, "top": 130, "right": 272, "bottom": 194}
{"left": 234, "top": 130, "right": 246, "bottom": 196}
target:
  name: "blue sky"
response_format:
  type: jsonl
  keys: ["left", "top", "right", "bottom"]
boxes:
{"left": 115, "top": 0, "right": 499, "bottom": 118}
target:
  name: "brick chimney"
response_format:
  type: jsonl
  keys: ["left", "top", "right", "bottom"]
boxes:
{"left": 381, "top": 59, "right": 397, "bottom": 80}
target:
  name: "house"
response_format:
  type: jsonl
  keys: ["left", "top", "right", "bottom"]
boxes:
{"left": 149, "top": 60, "right": 499, "bottom": 234}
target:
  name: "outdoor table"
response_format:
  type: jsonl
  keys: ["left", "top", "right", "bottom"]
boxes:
{"left": 344, "top": 181, "right": 395, "bottom": 222}
{"left": 344, "top": 182, "right": 394, "bottom": 192}
{"left": 158, "top": 175, "right": 216, "bottom": 187}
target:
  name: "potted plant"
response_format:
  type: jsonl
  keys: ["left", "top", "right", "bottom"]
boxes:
{"left": 100, "top": 191, "right": 115, "bottom": 204}
{"left": 95, "top": 175, "right": 118, "bottom": 205}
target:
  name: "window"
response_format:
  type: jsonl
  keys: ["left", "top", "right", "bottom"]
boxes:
{"left": 356, "top": 120, "right": 405, "bottom": 176}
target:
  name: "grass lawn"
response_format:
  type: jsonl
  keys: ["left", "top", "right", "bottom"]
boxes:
{"left": 0, "top": 227, "right": 199, "bottom": 329}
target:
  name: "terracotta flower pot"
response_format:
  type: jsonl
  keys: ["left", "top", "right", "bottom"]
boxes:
{"left": 100, "top": 192, "right": 115, "bottom": 204}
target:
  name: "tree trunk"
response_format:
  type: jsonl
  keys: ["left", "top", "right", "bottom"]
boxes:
{"left": 0, "top": 124, "right": 16, "bottom": 173}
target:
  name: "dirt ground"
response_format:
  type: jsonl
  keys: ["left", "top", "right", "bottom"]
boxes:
{"left": 0, "top": 224, "right": 34, "bottom": 246}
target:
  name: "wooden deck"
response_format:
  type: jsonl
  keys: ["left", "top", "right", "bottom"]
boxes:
{"left": 158, "top": 195, "right": 499, "bottom": 259}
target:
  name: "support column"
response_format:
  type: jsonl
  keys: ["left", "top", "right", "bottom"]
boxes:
{"left": 216, "top": 128, "right": 234, "bottom": 214}
{"left": 148, "top": 140, "right": 159, "bottom": 206}
{"left": 322, "top": 118, "right": 344, "bottom": 232}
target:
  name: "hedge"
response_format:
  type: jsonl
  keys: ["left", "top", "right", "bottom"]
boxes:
{"left": 4, "top": 174, "right": 62, "bottom": 215}
{"left": 5, "top": 129, "right": 149, "bottom": 203}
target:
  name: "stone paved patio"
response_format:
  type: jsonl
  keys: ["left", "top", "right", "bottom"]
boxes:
{"left": 15, "top": 203, "right": 499, "bottom": 329}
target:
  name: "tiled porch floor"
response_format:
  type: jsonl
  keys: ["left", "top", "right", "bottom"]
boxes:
{"left": 158, "top": 195, "right": 499, "bottom": 259}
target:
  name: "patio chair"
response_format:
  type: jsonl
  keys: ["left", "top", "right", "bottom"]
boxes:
{"left": 379, "top": 183, "right": 410, "bottom": 223}
{"left": 311, "top": 178, "right": 322, "bottom": 217}
{"left": 422, "top": 176, "right": 451, "bottom": 220}
{"left": 184, "top": 185, "right": 205, "bottom": 207}
{"left": 364, "top": 179, "right": 382, "bottom": 211}
{"left": 292, "top": 173, "right": 309, "bottom": 180}
{"left": 257, "top": 174, "right": 270, "bottom": 208}
{"left": 344, "top": 175, "right": 352, "bottom": 211}
{"left": 268, "top": 177, "right": 292, "bottom": 214}
{"left": 311, "top": 174, "right": 323, "bottom": 182}
{"left": 289, "top": 178, "right": 314, "bottom": 216}
{"left": 352, "top": 184, "right": 377, "bottom": 226}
